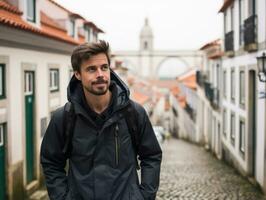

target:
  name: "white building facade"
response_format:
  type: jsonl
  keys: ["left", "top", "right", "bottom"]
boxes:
{"left": 197, "top": 40, "right": 223, "bottom": 158}
{"left": 219, "top": 0, "right": 266, "bottom": 193}
{"left": 0, "top": 0, "right": 103, "bottom": 199}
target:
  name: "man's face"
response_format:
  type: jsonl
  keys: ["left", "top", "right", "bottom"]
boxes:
{"left": 75, "top": 53, "right": 111, "bottom": 96}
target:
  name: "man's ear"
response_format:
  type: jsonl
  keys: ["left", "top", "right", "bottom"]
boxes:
{"left": 74, "top": 71, "right": 81, "bottom": 80}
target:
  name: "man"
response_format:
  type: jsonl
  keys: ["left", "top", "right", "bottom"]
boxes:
{"left": 40, "top": 40, "right": 162, "bottom": 200}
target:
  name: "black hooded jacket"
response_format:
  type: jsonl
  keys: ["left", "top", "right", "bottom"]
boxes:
{"left": 40, "top": 70, "right": 162, "bottom": 200}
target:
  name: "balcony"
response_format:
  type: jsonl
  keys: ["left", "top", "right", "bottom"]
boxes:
{"left": 185, "top": 103, "right": 196, "bottom": 122}
{"left": 204, "top": 81, "right": 214, "bottom": 102}
{"left": 196, "top": 71, "right": 207, "bottom": 87}
{"left": 244, "top": 15, "right": 258, "bottom": 52}
{"left": 211, "top": 88, "right": 220, "bottom": 110}
{"left": 196, "top": 71, "right": 203, "bottom": 87}
{"left": 224, "top": 31, "right": 234, "bottom": 57}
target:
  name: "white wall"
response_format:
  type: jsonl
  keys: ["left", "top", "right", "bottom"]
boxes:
{"left": 0, "top": 46, "right": 71, "bottom": 165}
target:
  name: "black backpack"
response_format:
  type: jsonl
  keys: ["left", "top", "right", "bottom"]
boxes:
{"left": 62, "top": 101, "right": 141, "bottom": 170}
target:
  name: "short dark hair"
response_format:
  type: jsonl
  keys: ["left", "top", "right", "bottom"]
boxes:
{"left": 71, "top": 40, "right": 111, "bottom": 72}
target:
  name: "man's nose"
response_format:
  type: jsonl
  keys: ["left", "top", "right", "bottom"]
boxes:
{"left": 96, "top": 68, "right": 103, "bottom": 77}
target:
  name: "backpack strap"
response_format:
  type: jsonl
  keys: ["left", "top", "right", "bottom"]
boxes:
{"left": 62, "top": 102, "right": 76, "bottom": 157}
{"left": 123, "top": 101, "right": 141, "bottom": 170}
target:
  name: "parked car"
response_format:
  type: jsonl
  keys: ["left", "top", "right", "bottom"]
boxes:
{"left": 153, "top": 126, "right": 165, "bottom": 143}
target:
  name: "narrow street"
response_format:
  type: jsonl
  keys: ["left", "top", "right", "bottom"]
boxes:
{"left": 157, "top": 139, "right": 265, "bottom": 200}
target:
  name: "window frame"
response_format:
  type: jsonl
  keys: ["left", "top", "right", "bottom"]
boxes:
{"left": 239, "top": 69, "right": 245, "bottom": 108}
{"left": 239, "top": 117, "right": 245, "bottom": 157}
{"left": 231, "top": 68, "right": 235, "bottom": 103}
{"left": 223, "top": 70, "right": 227, "bottom": 98}
{"left": 26, "top": 0, "right": 36, "bottom": 22}
{"left": 0, "top": 64, "right": 6, "bottom": 99}
{"left": 223, "top": 109, "right": 227, "bottom": 137}
{"left": 24, "top": 71, "right": 34, "bottom": 95}
{"left": 0, "top": 124, "right": 4, "bottom": 146}
{"left": 49, "top": 68, "right": 60, "bottom": 92}
{"left": 239, "top": 0, "right": 245, "bottom": 46}
{"left": 230, "top": 112, "right": 236, "bottom": 145}
{"left": 69, "top": 19, "right": 75, "bottom": 37}
{"left": 86, "top": 27, "right": 91, "bottom": 42}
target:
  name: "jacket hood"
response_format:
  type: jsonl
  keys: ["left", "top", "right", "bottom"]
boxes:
{"left": 67, "top": 69, "right": 130, "bottom": 110}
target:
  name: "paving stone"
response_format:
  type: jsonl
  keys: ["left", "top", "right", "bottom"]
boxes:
{"left": 157, "top": 139, "right": 266, "bottom": 200}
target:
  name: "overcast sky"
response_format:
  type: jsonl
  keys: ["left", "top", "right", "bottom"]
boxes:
{"left": 56, "top": 0, "right": 223, "bottom": 78}
{"left": 56, "top": 0, "right": 223, "bottom": 51}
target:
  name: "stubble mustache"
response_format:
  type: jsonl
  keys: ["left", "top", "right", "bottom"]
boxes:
{"left": 92, "top": 78, "right": 108, "bottom": 85}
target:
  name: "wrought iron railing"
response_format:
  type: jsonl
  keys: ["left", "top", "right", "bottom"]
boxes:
{"left": 225, "top": 31, "right": 234, "bottom": 52}
{"left": 184, "top": 103, "right": 196, "bottom": 122}
{"left": 244, "top": 15, "right": 257, "bottom": 50}
{"left": 211, "top": 88, "right": 220, "bottom": 109}
{"left": 196, "top": 71, "right": 206, "bottom": 87}
{"left": 204, "top": 81, "right": 214, "bottom": 102}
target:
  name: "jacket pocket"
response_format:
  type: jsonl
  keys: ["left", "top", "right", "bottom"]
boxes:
{"left": 130, "top": 184, "right": 144, "bottom": 200}
{"left": 114, "top": 124, "right": 120, "bottom": 167}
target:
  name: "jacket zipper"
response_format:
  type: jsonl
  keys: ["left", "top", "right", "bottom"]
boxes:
{"left": 114, "top": 124, "right": 119, "bottom": 167}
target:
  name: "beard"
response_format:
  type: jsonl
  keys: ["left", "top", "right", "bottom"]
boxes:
{"left": 84, "top": 78, "right": 110, "bottom": 96}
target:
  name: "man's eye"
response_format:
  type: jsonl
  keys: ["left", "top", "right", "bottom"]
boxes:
{"left": 87, "top": 67, "right": 96, "bottom": 72}
{"left": 102, "top": 65, "right": 109, "bottom": 71}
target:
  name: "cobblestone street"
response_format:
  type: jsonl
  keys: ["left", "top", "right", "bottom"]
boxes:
{"left": 157, "top": 139, "right": 266, "bottom": 200}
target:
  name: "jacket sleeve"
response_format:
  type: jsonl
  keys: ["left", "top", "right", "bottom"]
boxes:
{"left": 134, "top": 103, "right": 163, "bottom": 200}
{"left": 40, "top": 107, "right": 70, "bottom": 200}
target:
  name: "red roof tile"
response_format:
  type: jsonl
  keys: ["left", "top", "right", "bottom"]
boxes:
{"left": 149, "top": 79, "right": 179, "bottom": 89}
{"left": 0, "top": 9, "right": 80, "bottom": 45}
{"left": 178, "top": 73, "right": 197, "bottom": 90}
{"left": 47, "top": 0, "right": 71, "bottom": 14}
{"left": 165, "top": 100, "right": 170, "bottom": 111}
{"left": 0, "top": 0, "right": 22, "bottom": 15}
{"left": 131, "top": 91, "right": 150, "bottom": 105}
{"left": 219, "top": 0, "right": 234, "bottom": 13}
{"left": 0, "top": 0, "right": 103, "bottom": 45}
{"left": 171, "top": 86, "right": 180, "bottom": 97}
{"left": 40, "top": 11, "right": 66, "bottom": 32}
{"left": 178, "top": 96, "right": 186, "bottom": 108}
{"left": 200, "top": 39, "right": 221, "bottom": 50}
{"left": 0, "top": 9, "right": 42, "bottom": 33}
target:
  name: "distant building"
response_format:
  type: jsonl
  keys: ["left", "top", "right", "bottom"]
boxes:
{"left": 197, "top": 39, "right": 223, "bottom": 157}
{"left": 0, "top": 0, "right": 103, "bottom": 199}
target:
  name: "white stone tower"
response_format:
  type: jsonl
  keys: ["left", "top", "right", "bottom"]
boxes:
{"left": 139, "top": 18, "right": 154, "bottom": 78}
{"left": 139, "top": 18, "right": 154, "bottom": 52}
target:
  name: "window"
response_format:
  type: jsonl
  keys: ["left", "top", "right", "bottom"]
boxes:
{"left": 86, "top": 27, "right": 91, "bottom": 42}
{"left": 69, "top": 20, "right": 75, "bottom": 37}
{"left": 224, "top": 5, "right": 234, "bottom": 33}
{"left": 224, "top": 11, "right": 227, "bottom": 34}
{"left": 248, "top": 0, "right": 256, "bottom": 16}
{"left": 231, "top": 69, "right": 235, "bottom": 102}
{"left": 144, "top": 41, "right": 148, "bottom": 50}
{"left": 223, "top": 71, "right": 227, "bottom": 98}
{"left": 0, "top": 64, "right": 5, "bottom": 99}
{"left": 93, "top": 31, "right": 98, "bottom": 42}
{"left": 239, "top": 119, "right": 245, "bottom": 155}
{"left": 27, "top": 0, "right": 36, "bottom": 22}
{"left": 225, "top": 10, "right": 230, "bottom": 33}
{"left": 230, "top": 5, "right": 234, "bottom": 31}
{"left": 50, "top": 69, "right": 59, "bottom": 92}
{"left": 230, "top": 112, "right": 235, "bottom": 145}
{"left": 0, "top": 124, "right": 4, "bottom": 146}
{"left": 239, "top": 0, "right": 245, "bottom": 45}
{"left": 223, "top": 109, "right": 227, "bottom": 137}
{"left": 24, "top": 71, "right": 34, "bottom": 95}
{"left": 215, "top": 63, "right": 220, "bottom": 88}
{"left": 239, "top": 70, "right": 245, "bottom": 107}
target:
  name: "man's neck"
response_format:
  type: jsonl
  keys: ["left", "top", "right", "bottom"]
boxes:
{"left": 83, "top": 89, "right": 112, "bottom": 114}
